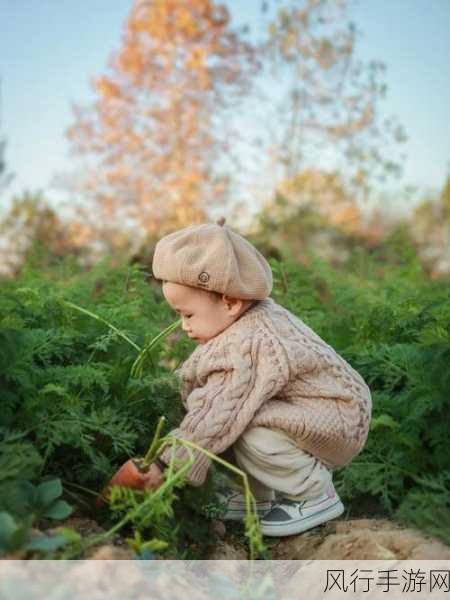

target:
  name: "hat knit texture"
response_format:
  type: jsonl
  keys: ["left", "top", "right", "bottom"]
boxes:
{"left": 152, "top": 218, "right": 272, "bottom": 300}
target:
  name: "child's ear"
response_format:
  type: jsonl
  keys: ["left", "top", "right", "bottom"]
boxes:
{"left": 223, "top": 295, "right": 243, "bottom": 314}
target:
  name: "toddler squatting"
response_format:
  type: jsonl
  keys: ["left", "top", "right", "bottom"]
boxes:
{"left": 144, "top": 218, "right": 372, "bottom": 537}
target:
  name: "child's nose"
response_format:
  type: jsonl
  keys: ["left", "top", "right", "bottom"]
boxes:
{"left": 181, "top": 319, "right": 191, "bottom": 333}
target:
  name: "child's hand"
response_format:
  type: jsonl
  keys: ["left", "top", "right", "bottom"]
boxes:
{"left": 142, "top": 463, "right": 164, "bottom": 491}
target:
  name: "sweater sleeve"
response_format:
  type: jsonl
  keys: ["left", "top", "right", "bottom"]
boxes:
{"left": 158, "top": 332, "right": 290, "bottom": 486}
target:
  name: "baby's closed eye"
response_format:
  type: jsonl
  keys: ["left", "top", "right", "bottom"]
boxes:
{"left": 174, "top": 310, "right": 192, "bottom": 318}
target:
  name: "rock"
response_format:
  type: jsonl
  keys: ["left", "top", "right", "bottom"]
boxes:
{"left": 209, "top": 519, "right": 227, "bottom": 538}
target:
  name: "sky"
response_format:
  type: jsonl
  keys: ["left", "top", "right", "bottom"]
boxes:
{"left": 0, "top": 0, "right": 449, "bottom": 219}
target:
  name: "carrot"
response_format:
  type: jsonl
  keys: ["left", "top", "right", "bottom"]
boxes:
{"left": 96, "top": 458, "right": 150, "bottom": 506}
{"left": 108, "top": 458, "right": 150, "bottom": 489}
{"left": 96, "top": 417, "right": 167, "bottom": 507}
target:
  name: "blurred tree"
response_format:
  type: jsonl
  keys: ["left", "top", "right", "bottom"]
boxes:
{"left": 0, "top": 77, "right": 14, "bottom": 197}
{"left": 0, "top": 138, "right": 14, "bottom": 198}
{"left": 410, "top": 174, "right": 450, "bottom": 278}
{"left": 275, "top": 168, "right": 363, "bottom": 234}
{"left": 250, "top": 165, "right": 412, "bottom": 266}
{"left": 254, "top": 0, "right": 407, "bottom": 204}
{"left": 65, "top": 0, "right": 256, "bottom": 248}
{"left": 251, "top": 188, "right": 329, "bottom": 262}
{"left": 440, "top": 174, "right": 450, "bottom": 219}
{"left": 0, "top": 191, "right": 96, "bottom": 278}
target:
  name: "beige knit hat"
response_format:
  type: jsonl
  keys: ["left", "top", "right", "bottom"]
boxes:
{"left": 152, "top": 217, "right": 272, "bottom": 300}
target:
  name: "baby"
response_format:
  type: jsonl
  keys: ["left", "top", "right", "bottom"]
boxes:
{"left": 142, "top": 218, "right": 372, "bottom": 537}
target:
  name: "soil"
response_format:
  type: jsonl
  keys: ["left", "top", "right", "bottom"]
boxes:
{"left": 4, "top": 508, "right": 450, "bottom": 561}
{"left": 208, "top": 517, "right": 450, "bottom": 560}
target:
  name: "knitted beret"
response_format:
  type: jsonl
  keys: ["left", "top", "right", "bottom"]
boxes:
{"left": 152, "top": 217, "right": 273, "bottom": 300}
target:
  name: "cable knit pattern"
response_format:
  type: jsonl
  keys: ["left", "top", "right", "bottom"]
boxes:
{"left": 159, "top": 297, "right": 372, "bottom": 486}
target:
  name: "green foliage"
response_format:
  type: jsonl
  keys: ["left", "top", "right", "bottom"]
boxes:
{"left": 0, "top": 260, "right": 184, "bottom": 482}
{"left": 0, "top": 511, "right": 71, "bottom": 555}
{"left": 1, "top": 236, "right": 449, "bottom": 556}
{"left": 0, "top": 258, "right": 199, "bottom": 556}
{"left": 0, "top": 477, "right": 72, "bottom": 555}
{"left": 0, "top": 478, "right": 72, "bottom": 521}
{"left": 96, "top": 437, "right": 264, "bottom": 560}
{"left": 103, "top": 471, "right": 217, "bottom": 559}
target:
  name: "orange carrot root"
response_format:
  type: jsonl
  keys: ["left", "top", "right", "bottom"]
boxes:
{"left": 96, "top": 458, "right": 149, "bottom": 507}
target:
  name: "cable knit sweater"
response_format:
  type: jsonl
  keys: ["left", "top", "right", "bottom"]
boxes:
{"left": 158, "top": 297, "right": 372, "bottom": 486}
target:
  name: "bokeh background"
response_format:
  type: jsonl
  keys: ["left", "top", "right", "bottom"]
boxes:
{"left": 1, "top": 0, "right": 449, "bottom": 276}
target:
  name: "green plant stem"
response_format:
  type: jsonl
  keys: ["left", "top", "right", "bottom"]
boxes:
{"left": 279, "top": 262, "right": 289, "bottom": 295}
{"left": 63, "top": 301, "right": 141, "bottom": 352}
{"left": 143, "top": 416, "right": 166, "bottom": 466}
{"left": 156, "top": 436, "right": 266, "bottom": 561}
{"left": 130, "top": 319, "right": 181, "bottom": 378}
{"left": 66, "top": 433, "right": 265, "bottom": 561}
{"left": 63, "top": 299, "right": 181, "bottom": 379}
{"left": 62, "top": 480, "right": 99, "bottom": 498}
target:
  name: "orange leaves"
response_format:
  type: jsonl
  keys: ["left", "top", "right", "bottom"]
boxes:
{"left": 130, "top": 0, "right": 230, "bottom": 42}
{"left": 65, "top": 221, "right": 97, "bottom": 249}
{"left": 331, "top": 204, "right": 362, "bottom": 234}
{"left": 106, "top": 163, "right": 131, "bottom": 184}
{"left": 186, "top": 46, "right": 206, "bottom": 70}
{"left": 66, "top": 0, "right": 256, "bottom": 245}
{"left": 116, "top": 42, "right": 144, "bottom": 77}
{"left": 94, "top": 77, "right": 121, "bottom": 100}
{"left": 276, "top": 167, "right": 364, "bottom": 232}
{"left": 130, "top": 1, "right": 199, "bottom": 42}
{"left": 175, "top": 6, "right": 200, "bottom": 38}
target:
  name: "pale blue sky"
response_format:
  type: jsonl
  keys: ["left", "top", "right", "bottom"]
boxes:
{"left": 1, "top": 0, "right": 449, "bottom": 216}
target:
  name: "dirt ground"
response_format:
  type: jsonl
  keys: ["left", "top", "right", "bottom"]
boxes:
{"left": 207, "top": 517, "right": 450, "bottom": 560}
{"left": 4, "top": 513, "right": 450, "bottom": 561}
{"left": 82, "top": 515, "right": 450, "bottom": 560}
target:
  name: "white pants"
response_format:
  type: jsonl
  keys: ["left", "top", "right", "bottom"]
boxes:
{"left": 221, "top": 426, "right": 332, "bottom": 502}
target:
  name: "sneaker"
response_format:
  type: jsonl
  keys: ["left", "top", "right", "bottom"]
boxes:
{"left": 260, "top": 482, "right": 345, "bottom": 537}
{"left": 217, "top": 490, "right": 273, "bottom": 521}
